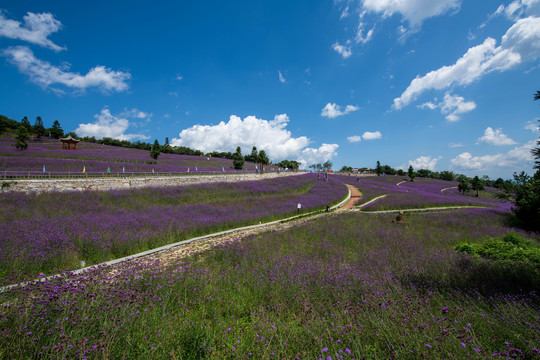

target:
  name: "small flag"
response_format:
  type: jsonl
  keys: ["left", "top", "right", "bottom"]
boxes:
{"left": 83, "top": 166, "right": 86, "bottom": 174}
{"left": 43, "top": 165, "right": 46, "bottom": 173}
{"left": 187, "top": 168, "right": 190, "bottom": 173}
{"left": 122, "top": 166, "right": 125, "bottom": 173}
{"left": 152, "top": 168, "right": 154, "bottom": 174}
{"left": 195, "top": 166, "right": 198, "bottom": 171}
{"left": 222, "top": 167, "right": 225, "bottom": 172}
{"left": 107, "top": 167, "right": 110, "bottom": 173}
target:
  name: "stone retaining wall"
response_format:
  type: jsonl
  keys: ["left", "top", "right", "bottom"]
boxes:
{"left": 2, "top": 172, "right": 304, "bottom": 193}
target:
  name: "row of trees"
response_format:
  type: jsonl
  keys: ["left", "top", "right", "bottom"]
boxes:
{"left": 308, "top": 161, "right": 333, "bottom": 172}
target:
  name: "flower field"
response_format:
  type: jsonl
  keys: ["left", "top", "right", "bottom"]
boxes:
{"left": 0, "top": 137, "right": 271, "bottom": 175}
{"left": 0, "top": 174, "right": 347, "bottom": 285}
{"left": 1, "top": 206, "right": 538, "bottom": 359}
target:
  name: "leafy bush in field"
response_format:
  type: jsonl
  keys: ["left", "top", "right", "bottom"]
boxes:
{"left": 455, "top": 232, "right": 540, "bottom": 265}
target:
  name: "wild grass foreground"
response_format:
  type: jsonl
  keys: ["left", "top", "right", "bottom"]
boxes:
{"left": 1, "top": 207, "right": 538, "bottom": 359}
{"left": 0, "top": 173, "right": 347, "bottom": 285}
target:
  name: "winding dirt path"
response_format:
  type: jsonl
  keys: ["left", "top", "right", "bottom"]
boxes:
{"left": 340, "top": 184, "right": 363, "bottom": 209}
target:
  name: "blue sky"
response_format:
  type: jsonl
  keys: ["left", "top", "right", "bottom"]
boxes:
{"left": 1, "top": 0, "right": 539, "bottom": 178}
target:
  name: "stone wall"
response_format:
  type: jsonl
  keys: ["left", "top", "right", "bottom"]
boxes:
{"left": 2, "top": 172, "right": 305, "bottom": 193}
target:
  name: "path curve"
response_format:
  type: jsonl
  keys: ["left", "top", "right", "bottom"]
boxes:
{"left": 441, "top": 186, "right": 458, "bottom": 193}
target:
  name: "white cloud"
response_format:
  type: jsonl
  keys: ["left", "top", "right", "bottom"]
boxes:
{"left": 361, "top": 130, "right": 382, "bottom": 140}
{"left": 449, "top": 142, "right": 464, "bottom": 148}
{"left": 75, "top": 108, "right": 150, "bottom": 141}
{"left": 525, "top": 120, "right": 539, "bottom": 132}
{"left": 419, "top": 93, "right": 476, "bottom": 121}
{"left": 362, "top": 0, "right": 461, "bottom": 29}
{"left": 347, "top": 135, "right": 363, "bottom": 143}
{"left": 478, "top": 127, "right": 517, "bottom": 145}
{"left": 355, "top": 21, "right": 375, "bottom": 44}
{"left": 171, "top": 114, "right": 338, "bottom": 167}
{"left": 0, "top": 11, "right": 65, "bottom": 51}
{"left": 278, "top": 71, "right": 286, "bottom": 83}
{"left": 2, "top": 46, "right": 130, "bottom": 93}
{"left": 493, "top": 0, "right": 540, "bottom": 20}
{"left": 332, "top": 42, "right": 352, "bottom": 58}
{"left": 450, "top": 141, "right": 535, "bottom": 170}
{"left": 297, "top": 144, "right": 339, "bottom": 168}
{"left": 408, "top": 155, "right": 442, "bottom": 171}
{"left": 394, "top": 17, "right": 540, "bottom": 109}
{"left": 321, "top": 102, "right": 360, "bottom": 118}
{"left": 176, "top": 73, "right": 183, "bottom": 81}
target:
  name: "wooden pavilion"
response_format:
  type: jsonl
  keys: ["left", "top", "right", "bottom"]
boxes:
{"left": 60, "top": 135, "right": 80, "bottom": 150}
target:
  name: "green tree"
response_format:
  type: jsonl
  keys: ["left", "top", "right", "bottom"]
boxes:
{"left": 15, "top": 125, "right": 29, "bottom": 150}
{"left": 150, "top": 139, "right": 161, "bottom": 163}
{"left": 471, "top": 176, "right": 484, "bottom": 197}
{"left": 49, "top": 120, "right": 64, "bottom": 139}
{"left": 33, "top": 116, "right": 46, "bottom": 141}
{"left": 322, "top": 161, "right": 333, "bottom": 171}
{"left": 21, "top": 116, "right": 32, "bottom": 133}
{"left": 340, "top": 165, "right": 353, "bottom": 173}
{"left": 457, "top": 177, "right": 470, "bottom": 195}
{"left": 439, "top": 170, "right": 455, "bottom": 181}
{"left": 258, "top": 150, "right": 269, "bottom": 174}
{"left": 376, "top": 161, "right": 382, "bottom": 176}
{"left": 408, "top": 165, "right": 415, "bottom": 182}
{"left": 0, "top": 115, "right": 19, "bottom": 134}
{"left": 232, "top": 146, "right": 244, "bottom": 170}
{"left": 244, "top": 146, "right": 258, "bottom": 163}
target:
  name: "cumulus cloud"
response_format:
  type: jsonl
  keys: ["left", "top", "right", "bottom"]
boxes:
{"left": 450, "top": 141, "right": 535, "bottom": 170}
{"left": 347, "top": 135, "right": 363, "bottom": 143}
{"left": 332, "top": 42, "right": 352, "bottom": 58}
{"left": 75, "top": 108, "right": 150, "bottom": 141}
{"left": 2, "top": 46, "right": 130, "bottom": 93}
{"left": 408, "top": 155, "right": 442, "bottom": 171}
{"left": 418, "top": 93, "right": 476, "bottom": 121}
{"left": 321, "top": 103, "right": 360, "bottom": 118}
{"left": 0, "top": 11, "right": 65, "bottom": 51}
{"left": 361, "top": 130, "right": 382, "bottom": 140}
{"left": 478, "top": 127, "right": 517, "bottom": 145}
{"left": 362, "top": 0, "right": 461, "bottom": 29}
{"left": 170, "top": 114, "right": 338, "bottom": 167}
{"left": 394, "top": 17, "right": 540, "bottom": 109}
{"left": 297, "top": 144, "right": 339, "bottom": 168}
{"left": 347, "top": 131, "right": 382, "bottom": 142}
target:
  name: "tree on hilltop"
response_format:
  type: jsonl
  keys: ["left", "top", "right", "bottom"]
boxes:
{"left": 471, "top": 176, "right": 484, "bottom": 197}
{"left": 49, "top": 120, "right": 64, "bottom": 139}
{"left": 150, "top": 139, "right": 161, "bottom": 163}
{"left": 233, "top": 146, "right": 244, "bottom": 170}
{"left": 258, "top": 150, "right": 269, "bottom": 174}
{"left": 33, "top": 116, "right": 46, "bottom": 141}
{"left": 457, "top": 176, "right": 470, "bottom": 195}
{"left": 408, "top": 165, "right": 415, "bottom": 182}
{"left": 376, "top": 161, "right": 382, "bottom": 176}
{"left": 21, "top": 116, "right": 32, "bottom": 133}
{"left": 15, "top": 125, "right": 29, "bottom": 150}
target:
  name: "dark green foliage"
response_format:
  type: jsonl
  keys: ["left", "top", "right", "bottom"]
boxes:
{"left": 375, "top": 161, "right": 382, "bottom": 176}
{"left": 339, "top": 165, "right": 353, "bottom": 172}
{"left": 33, "top": 116, "right": 46, "bottom": 141}
{"left": 438, "top": 170, "right": 455, "bottom": 181}
{"left": 408, "top": 165, "right": 415, "bottom": 182}
{"left": 512, "top": 171, "right": 540, "bottom": 230}
{"left": 49, "top": 120, "right": 64, "bottom": 139}
{"left": 150, "top": 139, "right": 161, "bottom": 162}
{"left": 277, "top": 160, "right": 300, "bottom": 171}
{"left": 455, "top": 232, "right": 540, "bottom": 265}
{"left": 244, "top": 146, "right": 258, "bottom": 163}
{"left": 258, "top": 150, "right": 269, "bottom": 173}
{"left": 471, "top": 176, "right": 484, "bottom": 197}
{"left": 458, "top": 177, "right": 470, "bottom": 195}
{"left": 0, "top": 114, "right": 19, "bottom": 134}
{"left": 20, "top": 116, "right": 32, "bottom": 133}
{"left": 232, "top": 146, "right": 244, "bottom": 170}
{"left": 15, "top": 125, "right": 29, "bottom": 150}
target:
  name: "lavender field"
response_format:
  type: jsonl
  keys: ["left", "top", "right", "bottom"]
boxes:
{"left": 0, "top": 137, "right": 271, "bottom": 175}
{"left": 0, "top": 174, "right": 347, "bottom": 285}
{"left": 1, "top": 205, "right": 538, "bottom": 359}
